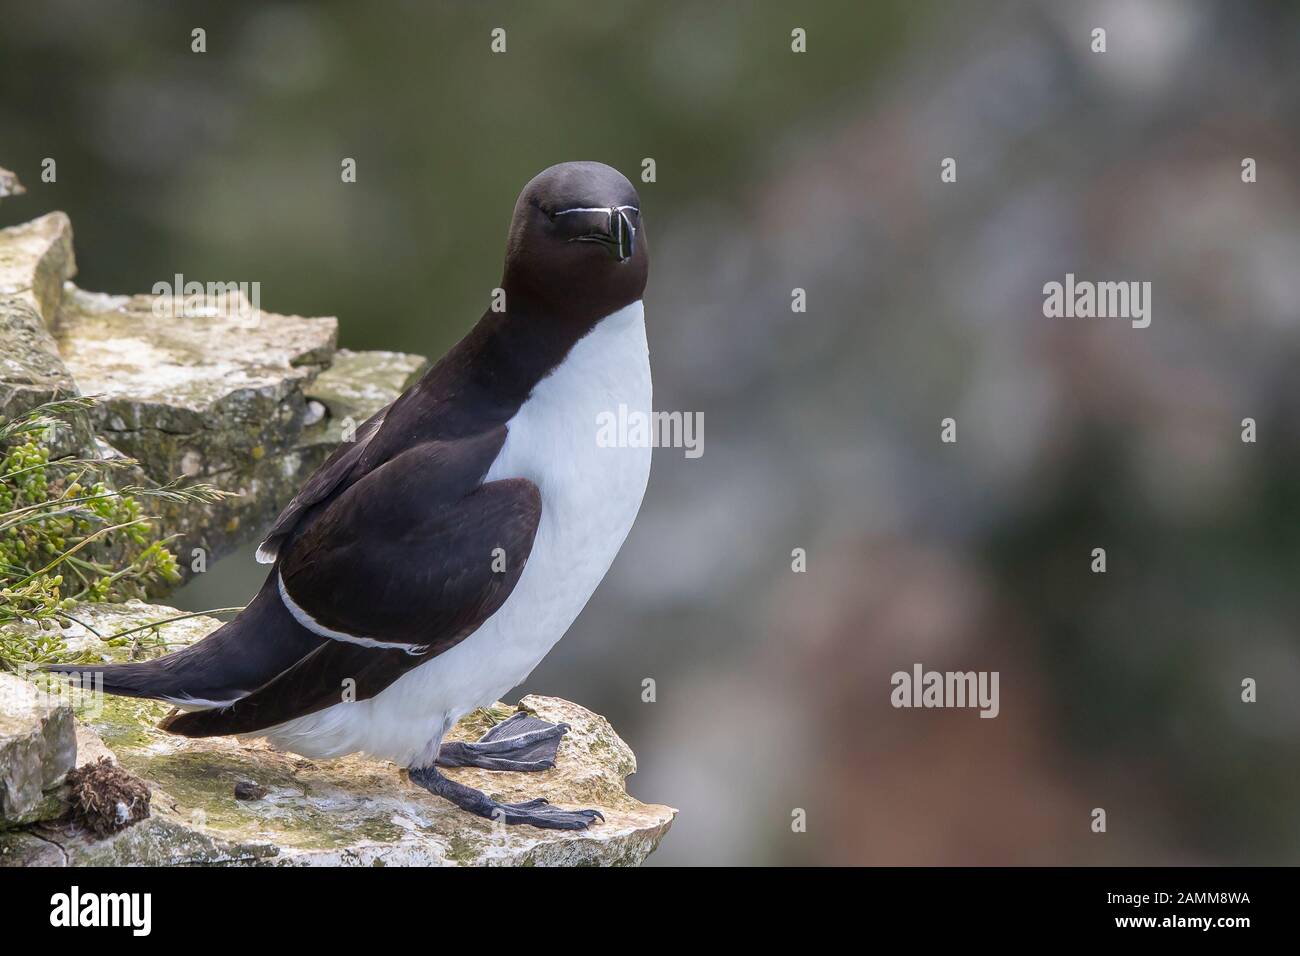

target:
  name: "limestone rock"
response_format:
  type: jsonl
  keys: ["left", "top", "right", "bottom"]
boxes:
{"left": 42, "top": 285, "right": 332, "bottom": 567}
{"left": 0, "top": 602, "right": 675, "bottom": 865}
{"left": 0, "top": 297, "right": 74, "bottom": 402}
{"left": 0, "top": 212, "right": 76, "bottom": 326}
{"left": 0, "top": 167, "right": 25, "bottom": 201}
{"left": 53, "top": 285, "right": 338, "bottom": 479}
{"left": 297, "top": 348, "right": 429, "bottom": 464}
{"left": 0, "top": 829, "right": 66, "bottom": 866}
{"left": 0, "top": 213, "right": 95, "bottom": 452}
{"left": 45, "top": 286, "right": 430, "bottom": 572}
{"left": 0, "top": 206, "right": 430, "bottom": 585}
{"left": 0, "top": 672, "right": 77, "bottom": 827}
{"left": 0, "top": 295, "right": 94, "bottom": 456}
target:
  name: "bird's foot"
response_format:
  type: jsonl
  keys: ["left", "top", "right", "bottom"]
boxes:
{"left": 408, "top": 765, "right": 604, "bottom": 830}
{"left": 434, "top": 710, "right": 569, "bottom": 772}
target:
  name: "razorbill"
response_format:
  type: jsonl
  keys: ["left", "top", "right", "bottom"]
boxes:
{"left": 52, "top": 161, "right": 651, "bottom": 830}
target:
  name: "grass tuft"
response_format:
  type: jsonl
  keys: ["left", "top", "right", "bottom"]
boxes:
{"left": 0, "top": 397, "right": 231, "bottom": 671}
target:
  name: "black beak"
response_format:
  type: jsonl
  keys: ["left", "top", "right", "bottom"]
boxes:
{"left": 609, "top": 206, "right": 635, "bottom": 262}
{"left": 569, "top": 206, "right": 637, "bottom": 262}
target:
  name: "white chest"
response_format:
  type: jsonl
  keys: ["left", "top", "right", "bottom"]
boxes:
{"left": 471, "top": 298, "right": 653, "bottom": 689}
{"left": 262, "top": 301, "right": 652, "bottom": 765}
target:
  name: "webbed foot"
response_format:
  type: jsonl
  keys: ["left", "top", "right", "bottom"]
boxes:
{"left": 408, "top": 764, "right": 604, "bottom": 830}
{"left": 434, "top": 711, "right": 568, "bottom": 772}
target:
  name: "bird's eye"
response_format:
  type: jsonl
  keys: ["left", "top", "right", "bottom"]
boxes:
{"left": 551, "top": 208, "right": 611, "bottom": 238}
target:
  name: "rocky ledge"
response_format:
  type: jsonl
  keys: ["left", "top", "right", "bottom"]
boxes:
{"left": 0, "top": 206, "right": 428, "bottom": 577}
{"left": 0, "top": 602, "right": 674, "bottom": 866}
{"left": 1, "top": 183, "right": 673, "bottom": 864}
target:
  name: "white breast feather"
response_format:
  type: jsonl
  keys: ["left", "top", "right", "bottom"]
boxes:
{"left": 256, "top": 301, "right": 652, "bottom": 765}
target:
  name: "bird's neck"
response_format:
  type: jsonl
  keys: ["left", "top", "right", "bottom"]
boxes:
{"left": 393, "top": 297, "right": 607, "bottom": 442}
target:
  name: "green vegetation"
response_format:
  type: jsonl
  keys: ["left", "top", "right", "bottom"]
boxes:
{"left": 0, "top": 397, "right": 226, "bottom": 670}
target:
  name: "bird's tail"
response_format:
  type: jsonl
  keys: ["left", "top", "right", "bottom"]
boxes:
{"left": 46, "top": 653, "right": 238, "bottom": 708}
{"left": 45, "top": 574, "right": 323, "bottom": 718}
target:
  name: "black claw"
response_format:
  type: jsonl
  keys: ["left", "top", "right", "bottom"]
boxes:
{"left": 411, "top": 765, "right": 604, "bottom": 831}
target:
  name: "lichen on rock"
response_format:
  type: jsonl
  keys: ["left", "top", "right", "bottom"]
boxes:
{"left": 0, "top": 213, "right": 97, "bottom": 455}
{"left": 53, "top": 285, "right": 338, "bottom": 479}
{"left": 0, "top": 212, "right": 76, "bottom": 327}
{"left": 297, "top": 349, "right": 429, "bottom": 464}
{"left": 0, "top": 602, "right": 675, "bottom": 865}
{"left": 0, "top": 672, "right": 76, "bottom": 828}
{"left": 0, "top": 206, "right": 430, "bottom": 582}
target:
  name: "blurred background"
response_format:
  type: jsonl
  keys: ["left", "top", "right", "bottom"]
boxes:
{"left": 3, "top": 0, "right": 1298, "bottom": 864}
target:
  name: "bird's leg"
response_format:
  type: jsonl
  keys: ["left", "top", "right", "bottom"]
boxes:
{"left": 434, "top": 711, "right": 569, "bottom": 772}
{"left": 408, "top": 765, "right": 604, "bottom": 830}
{"left": 411, "top": 711, "right": 603, "bottom": 829}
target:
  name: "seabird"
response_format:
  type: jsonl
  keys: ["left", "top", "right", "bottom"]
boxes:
{"left": 53, "top": 161, "right": 651, "bottom": 830}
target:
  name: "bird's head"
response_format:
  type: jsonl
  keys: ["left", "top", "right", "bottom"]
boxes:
{"left": 502, "top": 161, "right": 648, "bottom": 318}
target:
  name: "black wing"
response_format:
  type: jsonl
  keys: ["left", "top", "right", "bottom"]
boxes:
{"left": 161, "top": 429, "right": 540, "bottom": 737}
{"left": 255, "top": 408, "right": 386, "bottom": 563}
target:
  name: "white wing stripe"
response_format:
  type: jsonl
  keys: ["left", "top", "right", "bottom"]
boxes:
{"left": 276, "top": 572, "right": 429, "bottom": 656}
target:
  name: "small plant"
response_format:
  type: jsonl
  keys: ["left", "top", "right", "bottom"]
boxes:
{"left": 0, "top": 397, "right": 228, "bottom": 671}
